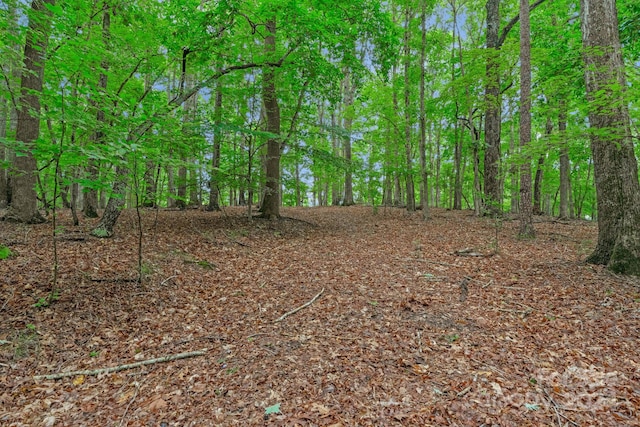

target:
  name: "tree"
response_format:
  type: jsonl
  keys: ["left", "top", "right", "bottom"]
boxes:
{"left": 518, "top": 0, "right": 534, "bottom": 237}
{"left": 580, "top": 0, "right": 640, "bottom": 275}
{"left": 5, "top": 0, "right": 53, "bottom": 223}
{"left": 483, "top": 0, "right": 501, "bottom": 215}
{"left": 260, "top": 17, "right": 282, "bottom": 219}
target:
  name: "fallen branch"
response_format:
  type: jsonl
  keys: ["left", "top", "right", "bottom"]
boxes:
{"left": 274, "top": 288, "right": 324, "bottom": 322}
{"left": 34, "top": 349, "right": 208, "bottom": 381}
{"left": 409, "top": 258, "right": 459, "bottom": 268}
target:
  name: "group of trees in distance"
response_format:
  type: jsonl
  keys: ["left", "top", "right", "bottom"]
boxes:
{"left": 1, "top": 0, "right": 639, "bottom": 274}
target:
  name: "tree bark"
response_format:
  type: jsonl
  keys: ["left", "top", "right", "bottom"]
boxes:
{"left": 518, "top": 0, "right": 535, "bottom": 237}
{"left": 581, "top": 0, "right": 640, "bottom": 275}
{"left": 403, "top": 5, "right": 415, "bottom": 212}
{"left": 6, "top": 0, "right": 53, "bottom": 223}
{"left": 260, "top": 18, "right": 281, "bottom": 219}
{"left": 483, "top": 0, "right": 502, "bottom": 216}
{"left": 207, "top": 82, "right": 223, "bottom": 211}
{"left": 418, "top": 0, "right": 429, "bottom": 219}
{"left": 558, "top": 99, "right": 570, "bottom": 219}
{"left": 342, "top": 67, "right": 355, "bottom": 206}
{"left": 533, "top": 118, "right": 552, "bottom": 215}
{"left": 84, "top": 3, "right": 111, "bottom": 219}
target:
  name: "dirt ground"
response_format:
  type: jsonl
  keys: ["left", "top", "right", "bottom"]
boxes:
{"left": 1, "top": 206, "right": 639, "bottom": 426}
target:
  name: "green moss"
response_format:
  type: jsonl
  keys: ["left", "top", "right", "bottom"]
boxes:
{"left": 608, "top": 245, "right": 640, "bottom": 276}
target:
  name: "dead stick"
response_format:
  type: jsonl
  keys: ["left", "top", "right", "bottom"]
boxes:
{"left": 274, "top": 288, "right": 324, "bottom": 322}
{"left": 409, "top": 258, "right": 459, "bottom": 268}
{"left": 34, "top": 349, "right": 208, "bottom": 381}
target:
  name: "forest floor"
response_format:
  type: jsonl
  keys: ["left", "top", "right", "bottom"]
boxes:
{"left": 1, "top": 206, "right": 639, "bottom": 426}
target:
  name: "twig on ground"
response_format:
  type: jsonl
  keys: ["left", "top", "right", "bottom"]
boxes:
{"left": 160, "top": 275, "right": 178, "bottom": 286}
{"left": 118, "top": 378, "right": 146, "bottom": 427}
{"left": 274, "top": 288, "right": 325, "bottom": 322}
{"left": 34, "top": 349, "right": 208, "bottom": 380}
{"left": 409, "top": 258, "right": 459, "bottom": 268}
{"left": 543, "top": 387, "right": 578, "bottom": 426}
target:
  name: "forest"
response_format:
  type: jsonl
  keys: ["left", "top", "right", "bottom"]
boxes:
{"left": 1, "top": 0, "right": 640, "bottom": 425}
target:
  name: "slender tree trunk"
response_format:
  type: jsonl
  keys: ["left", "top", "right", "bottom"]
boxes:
{"left": 342, "top": 67, "right": 355, "bottom": 206}
{"left": 0, "top": 96, "right": 7, "bottom": 209}
{"left": 403, "top": 6, "right": 415, "bottom": 212}
{"left": 260, "top": 18, "right": 281, "bottom": 219}
{"left": 518, "top": 0, "right": 535, "bottom": 237}
{"left": 581, "top": 0, "right": 640, "bottom": 275}
{"left": 6, "top": 0, "right": 53, "bottom": 223}
{"left": 533, "top": 118, "right": 553, "bottom": 215}
{"left": 84, "top": 3, "right": 111, "bottom": 219}
{"left": 435, "top": 126, "right": 441, "bottom": 207}
{"left": 418, "top": 0, "right": 429, "bottom": 219}
{"left": 509, "top": 117, "right": 519, "bottom": 213}
{"left": 330, "top": 110, "right": 341, "bottom": 205}
{"left": 207, "top": 81, "right": 223, "bottom": 211}
{"left": 90, "top": 165, "right": 128, "bottom": 237}
{"left": 558, "top": 99, "right": 570, "bottom": 219}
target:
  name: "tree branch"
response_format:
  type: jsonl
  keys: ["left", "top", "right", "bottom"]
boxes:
{"left": 33, "top": 349, "right": 208, "bottom": 380}
{"left": 274, "top": 288, "right": 324, "bottom": 322}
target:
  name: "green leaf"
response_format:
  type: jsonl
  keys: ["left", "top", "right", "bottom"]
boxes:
{"left": 0, "top": 246, "right": 12, "bottom": 260}
{"left": 524, "top": 403, "right": 540, "bottom": 410}
{"left": 264, "top": 403, "right": 281, "bottom": 415}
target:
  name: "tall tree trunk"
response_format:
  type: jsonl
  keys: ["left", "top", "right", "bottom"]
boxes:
{"left": 84, "top": 3, "right": 110, "bottom": 219}
{"left": 581, "top": 0, "right": 640, "bottom": 275}
{"left": 518, "top": 0, "right": 534, "bottom": 237}
{"left": 330, "top": 110, "right": 341, "bottom": 205}
{"left": 509, "top": 117, "right": 519, "bottom": 213}
{"left": 6, "top": 0, "right": 53, "bottom": 223}
{"left": 260, "top": 18, "right": 281, "bottom": 219}
{"left": 342, "top": 67, "right": 355, "bottom": 206}
{"left": 483, "top": 0, "right": 502, "bottom": 215}
{"left": 418, "top": 0, "right": 429, "bottom": 219}
{"left": 403, "top": 5, "right": 415, "bottom": 212}
{"left": 558, "top": 99, "right": 570, "bottom": 219}
{"left": 0, "top": 96, "right": 7, "bottom": 209}
{"left": 207, "top": 81, "right": 223, "bottom": 211}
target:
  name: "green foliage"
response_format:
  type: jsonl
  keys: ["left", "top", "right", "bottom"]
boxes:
{"left": 33, "top": 290, "right": 60, "bottom": 308}
{"left": 0, "top": 246, "right": 13, "bottom": 260}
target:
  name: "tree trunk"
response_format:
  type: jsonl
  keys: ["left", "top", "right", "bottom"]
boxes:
{"left": 207, "top": 82, "right": 223, "bottom": 211}
{"left": 509, "top": 117, "right": 519, "bottom": 214}
{"left": 403, "top": 6, "right": 415, "bottom": 212}
{"left": 260, "top": 18, "right": 281, "bottom": 219}
{"left": 581, "top": 0, "right": 640, "bottom": 275}
{"left": 0, "top": 96, "right": 8, "bottom": 209}
{"left": 91, "top": 165, "right": 128, "bottom": 237}
{"left": 84, "top": 3, "right": 110, "bottom": 219}
{"left": 6, "top": 0, "right": 53, "bottom": 223}
{"left": 518, "top": 0, "right": 534, "bottom": 237}
{"left": 558, "top": 99, "right": 570, "bottom": 219}
{"left": 418, "top": 0, "right": 429, "bottom": 219}
{"left": 533, "top": 118, "right": 552, "bottom": 215}
{"left": 483, "top": 0, "right": 502, "bottom": 216}
{"left": 342, "top": 67, "right": 355, "bottom": 206}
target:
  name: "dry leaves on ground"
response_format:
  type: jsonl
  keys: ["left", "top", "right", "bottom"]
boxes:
{"left": 1, "top": 206, "right": 639, "bottom": 426}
